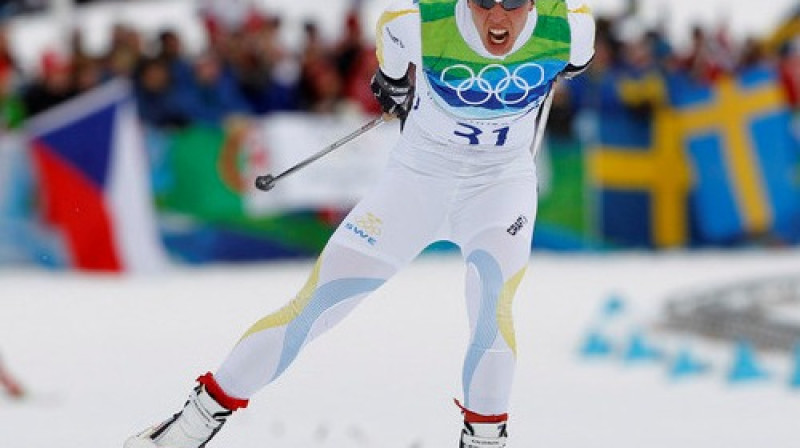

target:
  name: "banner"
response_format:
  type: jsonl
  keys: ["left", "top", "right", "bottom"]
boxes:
{"left": 27, "top": 80, "right": 167, "bottom": 272}
{"left": 158, "top": 114, "right": 396, "bottom": 262}
{"left": 245, "top": 114, "right": 394, "bottom": 214}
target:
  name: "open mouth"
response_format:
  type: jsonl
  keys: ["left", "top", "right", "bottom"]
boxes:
{"left": 488, "top": 28, "right": 510, "bottom": 45}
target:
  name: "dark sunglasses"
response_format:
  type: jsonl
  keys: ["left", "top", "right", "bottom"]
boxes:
{"left": 470, "top": 0, "right": 530, "bottom": 11}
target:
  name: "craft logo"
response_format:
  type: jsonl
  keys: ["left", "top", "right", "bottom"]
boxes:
{"left": 345, "top": 213, "right": 383, "bottom": 246}
{"left": 507, "top": 215, "right": 529, "bottom": 236}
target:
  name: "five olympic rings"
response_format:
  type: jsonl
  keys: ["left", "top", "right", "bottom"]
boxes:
{"left": 439, "top": 63, "right": 546, "bottom": 106}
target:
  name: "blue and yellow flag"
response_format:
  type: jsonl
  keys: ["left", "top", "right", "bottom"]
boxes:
{"left": 588, "top": 71, "right": 691, "bottom": 248}
{"left": 589, "top": 68, "right": 800, "bottom": 247}
{"left": 672, "top": 68, "right": 800, "bottom": 242}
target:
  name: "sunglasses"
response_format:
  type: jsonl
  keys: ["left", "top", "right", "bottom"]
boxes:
{"left": 470, "top": 0, "right": 530, "bottom": 11}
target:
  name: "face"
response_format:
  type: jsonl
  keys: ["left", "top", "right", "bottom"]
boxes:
{"left": 467, "top": 0, "right": 534, "bottom": 56}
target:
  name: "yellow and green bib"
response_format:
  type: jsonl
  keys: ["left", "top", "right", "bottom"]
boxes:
{"left": 420, "top": 0, "right": 571, "bottom": 119}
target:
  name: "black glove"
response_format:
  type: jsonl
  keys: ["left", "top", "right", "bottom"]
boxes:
{"left": 370, "top": 69, "right": 414, "bottom": 122}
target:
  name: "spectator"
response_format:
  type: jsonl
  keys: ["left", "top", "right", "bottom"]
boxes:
{"left": 299, "top": 56, "right": 342, "bottom": 114}
{"left": 336, "top": 10, "right": 381, "bottom": 114}
{"left": 230, "top": 16, "right": 299, "bottom": 114}
{"left": 22, "top": 51, "right": 76, "bottom": 117}
{"left": 73, "top": 58, "right": 104, "bottom": 94}
{"left": 738, "top": 36, "right": 767, "bottom": 71}
{"left": 103, "top": 24, "right": 143, "bottom": 80}
{"left": 133, "top": 57, "right": 191, "bottom": 129}
{"left": 341, "top": 45, "right": 380, "bottom": 115}
{"left": 679, "top": 25, "right": 727, "bottom": 83}
{"left": 333, "top": 10, "right": 365, "bottom": 83}
{"left": 155, "top": 28, "right": 193, "bottom": 87}
{"left": 184, "top": 51, "right": 250, "bottom": 126}
{"left": 567, "top": 35, "right": 619, "bottom": 144}
{"left": 298, "top": 20, "right": 343, "bottom": 113}
{"left": 68, "top": 28, "right": 91, "bottom": 69}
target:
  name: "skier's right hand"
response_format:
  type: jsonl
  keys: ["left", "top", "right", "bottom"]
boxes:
{"left": 370, "top": 69, "right": 415, "bottom": 122}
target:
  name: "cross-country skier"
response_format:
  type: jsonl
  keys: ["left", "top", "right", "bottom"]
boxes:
{"left": 126, "top": 0, "right": 594, "bottom": 446}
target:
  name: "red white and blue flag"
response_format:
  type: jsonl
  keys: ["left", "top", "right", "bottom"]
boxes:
{"left": 27, "top": 80, "right": 167, "bottom": 272}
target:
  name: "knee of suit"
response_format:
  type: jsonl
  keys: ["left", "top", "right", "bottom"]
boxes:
{"left": 464, "top": 250, "right": 526, "bottom": 355}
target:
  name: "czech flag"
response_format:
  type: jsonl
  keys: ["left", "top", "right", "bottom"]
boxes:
{"left": 27, "top": 80, "right": 167, "bottom": 272}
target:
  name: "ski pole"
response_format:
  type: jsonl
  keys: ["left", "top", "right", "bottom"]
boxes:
{"left": 531, "top": 84, "right": 556, "bottom": 158}
{"left": 255, "top": 115, "right": 388, "bottom": 192}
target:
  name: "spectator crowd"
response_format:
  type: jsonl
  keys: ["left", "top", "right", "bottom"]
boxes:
{"left": 0, "top": 1, "right": 798, "bottom": 136}
{"left": 551, "top": 7, "right": 800, "bottom": 143}
{"left": 0, "top": 1, "right": 381, "bottom": 132}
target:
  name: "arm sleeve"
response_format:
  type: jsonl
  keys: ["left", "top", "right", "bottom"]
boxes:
{"left": 564, "top": 0, "right": 596, "bottom": 77}
{"left": 375, "top": 0, "right": 420, "bottom": 80}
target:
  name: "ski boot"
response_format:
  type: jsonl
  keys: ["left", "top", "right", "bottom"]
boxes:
{"left": 125, "top": 373, "right": 248, "bottom": 448}
{"left": 456, "top": 399, "right": 508, "bottom": 448}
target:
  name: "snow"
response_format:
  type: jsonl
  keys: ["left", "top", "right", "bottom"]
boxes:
{"left": 1, "top": 249, "right": 800, "bottom": 447}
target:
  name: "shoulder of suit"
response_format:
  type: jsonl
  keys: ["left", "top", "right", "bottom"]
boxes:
{"left": 565, "top": 0, "right": 592, "bottom": 15}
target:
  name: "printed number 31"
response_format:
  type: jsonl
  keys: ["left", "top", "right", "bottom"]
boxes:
{"left": 454, "top": 123, "right": 509, "bottom": 146}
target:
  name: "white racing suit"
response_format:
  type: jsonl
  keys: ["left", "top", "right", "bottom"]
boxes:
{"left": 214, "top": 0, "right": 595, "bottom": 418}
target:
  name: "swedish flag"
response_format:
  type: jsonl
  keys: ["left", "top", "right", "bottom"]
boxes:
{"left": 673, "top": 68, "right": 800, "bottom": 242}
{"left": 589, "top": 68, "right": 800, "bottom": 248}
{"left": 588, "top": 71, "right": 691, "bottom": 248}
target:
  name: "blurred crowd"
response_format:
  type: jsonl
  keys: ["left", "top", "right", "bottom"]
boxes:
{"left": 550, "top": 7, "right": 800, "bottom": 142}
{"left": 0, "top": 0, "right": 381, "bottom": 131}
{"left": 0, "top": 1, "right": 798, "bottom": 135}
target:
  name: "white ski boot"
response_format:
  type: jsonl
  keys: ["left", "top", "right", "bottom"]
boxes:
{"left": 125, "top": 373, "right": 248, "bottom": 448}
{"left": 456, "top": 399, "right": 508, "bottom": 448}
{"left": 460, "top": 420, "right": 508, "bottom": 448}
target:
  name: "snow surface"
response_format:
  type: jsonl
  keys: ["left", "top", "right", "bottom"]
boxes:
{"left": 1, "top": 250, "right": 800, "bottom": 447}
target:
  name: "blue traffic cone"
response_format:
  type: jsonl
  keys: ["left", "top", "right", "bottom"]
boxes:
{"left": 790, "top": 343, "right": 800, "bottom": 389}
{"left": 601, "top": 294, "right": 626, "bottom": 319}
{"left": 669, "top": 346, "right": 710, "bottom": 379}
{"left": 579, "top": 329, "right": 614, "bottom": 358}
{"left": 727, "top": 340, "right": 770, "bottom": 384}
{"left": 623, "top": 331, "right": 663, "bottom": 363}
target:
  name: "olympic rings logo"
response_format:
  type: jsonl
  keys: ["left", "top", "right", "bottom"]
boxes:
{"left": 439, "top": 63, "right": 545, "bottom": 106}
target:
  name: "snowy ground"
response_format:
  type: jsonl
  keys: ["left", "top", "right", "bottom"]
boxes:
{"left": 1, "top": 249, "right": 800, "bottom": 448}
